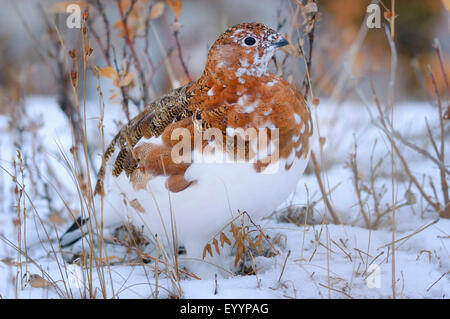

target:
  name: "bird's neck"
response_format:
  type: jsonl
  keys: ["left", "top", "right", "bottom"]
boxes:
{"left": 199, "top": 67, "right": 275, "bottom": 90}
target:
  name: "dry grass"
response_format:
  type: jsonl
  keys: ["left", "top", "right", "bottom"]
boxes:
{"left": 0, "top": 0, "right": 448, "bottom": 299}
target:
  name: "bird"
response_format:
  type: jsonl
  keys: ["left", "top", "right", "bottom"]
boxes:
{"left": 60, "top": 22, "right": 313, "bottom": 277}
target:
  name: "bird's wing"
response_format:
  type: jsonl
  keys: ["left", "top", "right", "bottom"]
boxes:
{"left": 94, "top": 82, "right": 194, "bottom": 196}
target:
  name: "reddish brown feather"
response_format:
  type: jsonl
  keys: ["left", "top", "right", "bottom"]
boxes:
{"left": 121, "top": 23, "right": 312, "bottom": 193}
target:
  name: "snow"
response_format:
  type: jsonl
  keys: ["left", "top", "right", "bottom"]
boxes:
{"left": 0, "top": 96, "right": 448, "bottom": 299}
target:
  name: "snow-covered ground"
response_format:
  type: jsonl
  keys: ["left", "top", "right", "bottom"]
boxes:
{"left": 0, "top": 96, "right": 448, "bottom": 298}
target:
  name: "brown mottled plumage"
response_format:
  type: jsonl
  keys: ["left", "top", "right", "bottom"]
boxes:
{"left": 95, "top": 23, "right": 312, "bottom": 197}
{"left": 94, "top": 83, "right": 193, "bottom": 195}
{"left": 61, "top": 24, "right": 314, "bottom": 276}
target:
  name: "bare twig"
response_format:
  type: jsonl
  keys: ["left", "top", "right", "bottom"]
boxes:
{"left": 117, "top": 0, "right": 148, "bottom": 107}
{"left": 173, "top": 27, "right": 192, "bottom": 83}
{"left": 433, "top": 39, "right": 450, "bottom": 96}
{"left": 378, "top": 218, "right": 439, "bottom": 249}
{"left": 310, "top": 151, "right": 341, "bottom": 224}
{"left": 426, "top": 271, "right": 449, "bottom": 292}
{"left": 93, "top": 0, "right": 111, "bottom": 62}
{"left": 348, "top": 144, "right": 371, "bottom": 228}
{"left": 371, "top": 83, "right": 443, "bottom": 216}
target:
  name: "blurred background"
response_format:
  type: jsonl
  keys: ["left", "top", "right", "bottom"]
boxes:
{"left": 0, "top": 0, "right": 448, "bottom": 105}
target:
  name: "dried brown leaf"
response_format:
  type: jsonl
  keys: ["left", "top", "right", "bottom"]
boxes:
{"left": 203, "top": 243, "right": 213, "bottom": 259}
{"left": 120, "top": 0, "right": 133, "bottom": 12}
{"left": 1, "top": 257, "right": 17, "bottom": 266}
{"left": 149, "top": 2, "right": 165, "bottom": 19}
{"left": 129, "top": 198, "right": 145, "bottom": 213}
{"left": 230, "top": 223, "right": 239, "bottom": 238}
{"left": 234, "top": 254, "right": 240, "bottom": 267}
{"left": 99, "top": 66, "right": 118, "bottom": 81}
{"left": 206, "top": 243, "right": 213, "bottom": 257}
{"left": 220, "top": 231, "right": 231, "bottom": 247}
{"left": 166, "top": 0, "right": 181, "bottom": 19}
{"left": 235, "top": 243, "right": 244, "bottom": 267}
{"left": 212, "top": 238, "right": 220, "bottom": 256}
{"left": 118, "top": 72, "right": 134, "bottom": 87}
{"left": 29, "top": 274, "right": 53, "bottom": 288}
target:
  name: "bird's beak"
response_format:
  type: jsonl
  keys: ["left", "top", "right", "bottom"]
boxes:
{"left": 273, "top": 37, "right": 289, "bottom": 48}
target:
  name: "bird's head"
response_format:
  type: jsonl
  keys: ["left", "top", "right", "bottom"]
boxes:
{"left": 204, "top": 23, "right": 288, "bottom": 83}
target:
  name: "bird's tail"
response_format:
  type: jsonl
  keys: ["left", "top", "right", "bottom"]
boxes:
{"left": 59, "top": 217, "right": 90, "bottom": 248}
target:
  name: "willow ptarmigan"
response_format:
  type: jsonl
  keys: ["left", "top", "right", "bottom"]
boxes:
{"left": 60, "top": 22, "right": 313, "bottom": 276}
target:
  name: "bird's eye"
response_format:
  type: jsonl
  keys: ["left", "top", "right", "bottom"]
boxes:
{"left": 244, "top": 37, "right": 256, "bottom": 46}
